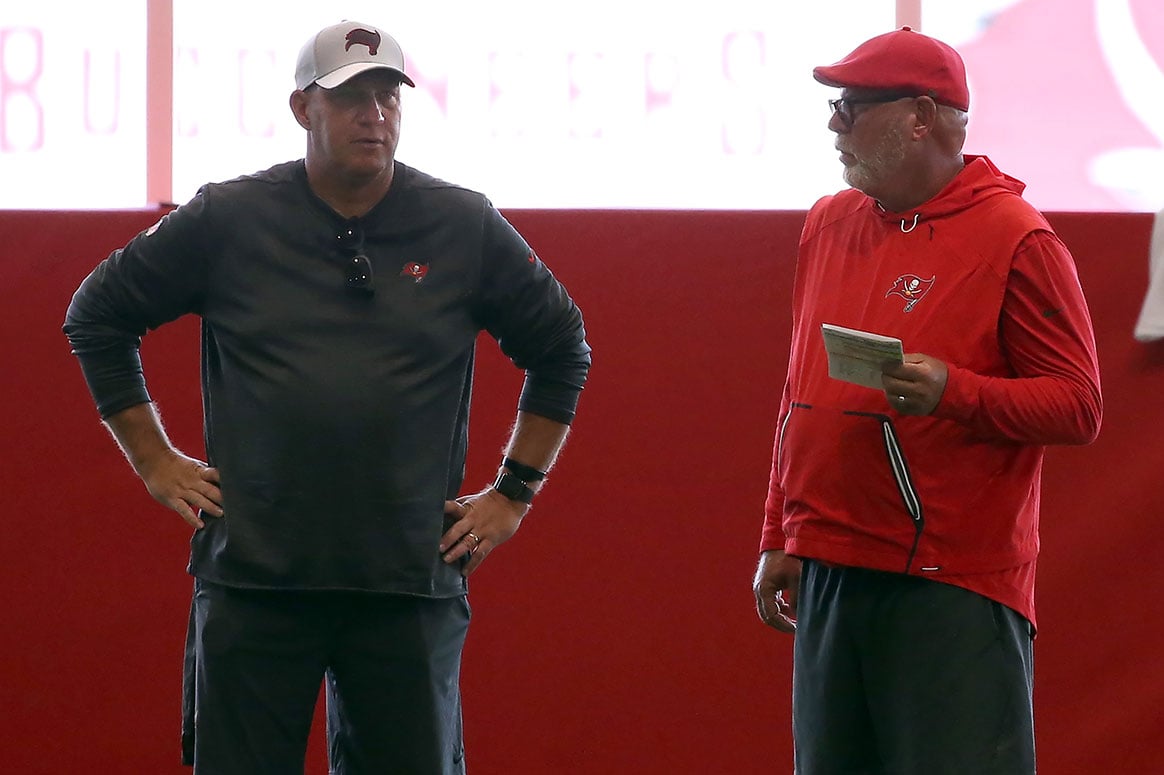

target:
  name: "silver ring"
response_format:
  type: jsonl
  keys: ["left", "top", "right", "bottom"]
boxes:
{"left": 466, "top": 532, "right": 482, "bottom": 546}
{"left": 897, "top": 395, "right": 907, "bottom": 403}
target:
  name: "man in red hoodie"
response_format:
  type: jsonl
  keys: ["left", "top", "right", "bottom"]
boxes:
{"left": 751, "top": 27, "right": 1101, "bottom": 774}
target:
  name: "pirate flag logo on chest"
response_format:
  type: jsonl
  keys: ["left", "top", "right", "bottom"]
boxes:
{"left": 885, "top": 274, "right": 935, "bottom": 313}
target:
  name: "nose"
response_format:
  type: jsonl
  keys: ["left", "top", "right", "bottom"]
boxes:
{"left": 355, "top": 94, "right": 386, "bottom": 123}
{"left": 827, "top": 110, "right": 848, "bottom": 134}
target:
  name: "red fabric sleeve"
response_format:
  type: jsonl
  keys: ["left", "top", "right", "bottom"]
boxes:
{"left": 934, "top": 230, "right": 1103, "bottom": 445}
{"left": 759, "top": 379, "right": 792, "bottom": 552}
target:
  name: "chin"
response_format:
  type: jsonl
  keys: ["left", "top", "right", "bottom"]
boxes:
{"left": 348, "top": 156, "right": 393, "bottom": 177}
{"left": 841, "top": 167, "right": 864, "bottom": 190}
{"left": 842, "top": 165, "right": 881, "bottom": 197}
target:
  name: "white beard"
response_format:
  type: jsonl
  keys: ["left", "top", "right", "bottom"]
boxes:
{"left": 843, "top": 124, "right": 907, "bottom": 196}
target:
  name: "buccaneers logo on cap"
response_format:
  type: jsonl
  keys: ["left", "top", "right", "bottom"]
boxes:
{"left": 885, "top": 274, "right": 935, "bottom": 312}
{"left": 345, "top": 28, "right": 381, "bottom": 55}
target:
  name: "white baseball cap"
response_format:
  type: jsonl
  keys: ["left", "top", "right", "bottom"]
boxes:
{"left": 294, "top": 21, "right": 416, "bottom": 90}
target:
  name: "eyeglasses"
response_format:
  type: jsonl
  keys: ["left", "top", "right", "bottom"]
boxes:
{"left": 827, "top": 94, "right": 918, "bottom": 128}
{"left": 336, "top": 222, "right": 374, "bottom": 295}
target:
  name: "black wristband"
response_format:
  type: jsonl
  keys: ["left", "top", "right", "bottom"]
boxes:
{"left": 502, "top": 456, "right": 546, "bottom": 482}
{"left": 492, "top": 471, "right": 535, "bottom": 504}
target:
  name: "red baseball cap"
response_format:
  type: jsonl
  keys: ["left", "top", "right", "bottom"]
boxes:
{"left": 813, "top": 26, "right": 969, "bottom": 112}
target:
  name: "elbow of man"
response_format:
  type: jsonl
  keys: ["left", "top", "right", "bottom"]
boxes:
{"left": 1074, "top": 389, "right": 1103, "bottom": 446}
{"left": 1058, "top": 382, "right": 1103, "bottom": 446}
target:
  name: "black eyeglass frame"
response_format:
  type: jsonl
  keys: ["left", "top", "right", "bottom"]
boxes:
{"left": 827, "top": 93, "right": 919, "bottom": 127}
{"left": 336, "top": 223, "right": 375, "bottom": 295}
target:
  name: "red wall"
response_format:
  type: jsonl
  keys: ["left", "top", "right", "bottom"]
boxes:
{"left": 2, "top": 208, "right": 1161, "bottom": 773}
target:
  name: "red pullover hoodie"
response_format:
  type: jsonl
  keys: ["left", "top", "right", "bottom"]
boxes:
{"left": 759, "top": 156, "right": 1101, "bottom": 627}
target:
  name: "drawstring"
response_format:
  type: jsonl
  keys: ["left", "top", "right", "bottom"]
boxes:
{"left": 874, "top": 201, "right": 922, "bottom": 233}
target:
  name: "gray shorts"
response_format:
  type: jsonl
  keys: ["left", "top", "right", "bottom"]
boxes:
{"left": 181, "top": 579, "right": 470, "bottom": 774}
{"left": 792, "top": 560, "right": 1036, "bottom": 775}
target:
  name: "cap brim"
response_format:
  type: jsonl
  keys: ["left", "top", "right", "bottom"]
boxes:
{"left": 812, "top": 65, "right": 857, "bottom": 89}
{"left": 314, "top": 62, "right": 416, "bottom": 89}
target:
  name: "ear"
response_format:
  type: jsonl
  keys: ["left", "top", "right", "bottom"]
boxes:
{"left": 290, "top": 90, "right": 311, "bottom": 130}
{"left": 910, "top": 96, "right": 939, "bottom": 140}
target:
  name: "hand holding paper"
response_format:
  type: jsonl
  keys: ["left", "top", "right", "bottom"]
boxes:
{"left": 882, "top": 354, "right": 949, "bottom": 415}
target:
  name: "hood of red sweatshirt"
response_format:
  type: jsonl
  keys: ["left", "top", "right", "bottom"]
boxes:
{"left": 871, "top": 155, "right": 1027, "bottom": 229}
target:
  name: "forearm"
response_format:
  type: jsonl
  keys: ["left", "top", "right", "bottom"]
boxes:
{"left": 760, "top": 383, "right": 792, "bottom": 552}
{"left": 938, "top": 365, "right": 1101, "bottom": 445}
{"left": 101, "top": 401, "right": 222, "bottom": 528}
{"left": 498, "top": 411, "right": 572, "bottom": 494}
{"left": 102, "top": 401, "right": 178, "bottom": 479}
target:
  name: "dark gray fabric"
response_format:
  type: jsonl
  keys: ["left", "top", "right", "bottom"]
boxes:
{"left": 186, "top": 579, "right": 470, "bottom": 774}
{"left": 792, "top": 560, "right": 1035, "bottom": 775}
{"left": 63, "top": 160, "right": 589, "bottom": 597}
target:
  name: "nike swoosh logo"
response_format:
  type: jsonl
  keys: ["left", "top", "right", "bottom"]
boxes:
{"left": 1042, "top": 306, "right": 1065, "bottom": 318}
